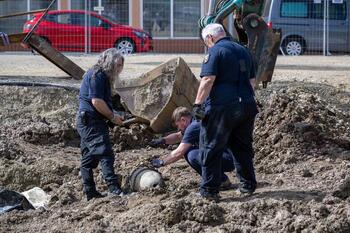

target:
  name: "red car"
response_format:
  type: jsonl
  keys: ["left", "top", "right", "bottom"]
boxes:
{"left": 23, "top": 10, "right": 152, "bottom": 54}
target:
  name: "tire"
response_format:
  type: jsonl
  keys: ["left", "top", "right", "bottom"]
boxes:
{"left": 283, "top": 38, "right": 304, "bottom": 56}
{"left": 115, "top": 38, "right": 135, "bottom": 55}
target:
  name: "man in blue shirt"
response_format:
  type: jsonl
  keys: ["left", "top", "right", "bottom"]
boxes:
{"left": 77, "top": 48, "right": 125, "bottom": 201}
{"left": 150, "top": 107, "right": 235, "bottom": 189}
{"left": 193, "top": 23, "right": 258, "bottom": 200}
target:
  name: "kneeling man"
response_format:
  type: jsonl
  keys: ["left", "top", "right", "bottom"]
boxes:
{"left": 150, "top": 107, "right": 235, "bottom": 188}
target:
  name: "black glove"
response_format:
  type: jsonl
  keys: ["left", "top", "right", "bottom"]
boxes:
{"left": 151, "top": 158, "right": 165, "bottom": 168}
{"left": 149, "top": 138, "right": 165, "bottom": 147}
{"left": 193, "top": 104, "right": 205, "bottom": 121}
{"left": 107, "top": 120, "right": 115, "bottom": 129}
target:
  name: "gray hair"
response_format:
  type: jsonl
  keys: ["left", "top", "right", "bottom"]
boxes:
{"left": 201, "top": 23, "right": 226, "bottom": 41}
{"left": 92, "top": 48, "right": 124, "bottom": 79}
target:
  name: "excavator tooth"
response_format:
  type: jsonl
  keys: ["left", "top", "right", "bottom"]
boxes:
{"left": 242, "top": 14, "right": 281, "bottom": 88}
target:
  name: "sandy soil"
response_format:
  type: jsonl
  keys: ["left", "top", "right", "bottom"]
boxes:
{"left": 0, "top": 53, "right": 349, "bottom": 232}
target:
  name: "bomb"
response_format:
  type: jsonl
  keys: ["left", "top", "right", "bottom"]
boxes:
{"left": 129, "top": 167, "right": 164, "bottom": 192}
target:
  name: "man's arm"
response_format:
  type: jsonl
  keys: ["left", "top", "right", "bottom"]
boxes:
{"left": 163, "top": 131, "right": 183, "bottom": 144}
{"left": 152, "top": 143, "right": 192, "bottom": 167}
{"left": 162, "top": 143, "right": 192, "bottom": 165}
{"left": 194, "top": 75, "right": 216, "bottom": 104}
{"left": 92, "top": 98, "right": 114, "bottom": 119}
{"left": 92, "top": 98, "right": 122, "bottom": 125}
{"left": 149, "top": 131, "right": 182, "bottom": 147}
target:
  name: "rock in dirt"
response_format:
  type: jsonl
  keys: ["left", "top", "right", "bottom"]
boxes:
{"left": 332, "top": 177, "right": 350, "bottom": 200}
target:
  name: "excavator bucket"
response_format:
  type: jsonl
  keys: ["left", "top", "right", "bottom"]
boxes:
{"left": 242, "top": 14, "right": 281, "bottom": 88}
{"left": 115, "top": 57, "right": 199, "bottom": 133}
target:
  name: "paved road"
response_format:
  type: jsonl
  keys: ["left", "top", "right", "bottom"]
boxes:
{"left": 0, "top": 52, "right": 349, "bottom": 90}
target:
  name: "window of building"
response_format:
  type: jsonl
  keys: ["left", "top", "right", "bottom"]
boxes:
{"left": 280, "top": 0, "right": 308, "bottom": 18}
{"left": 102, "top": 0, "right": 129, "bottom": 25}
{"left": 72, "top": 0, "right": 129, "bottom": 25}
{"left": 71, "top": 0, "right": 85, "bottom": 10}
{"left": 174, "top": 0, "right": 201, "bottom": 37}
{"left": 143, "top": 0, "right": 171, "bottom": 37}
{"left": 30, "top": 0, "right": 58, "bottom": 10}
{"left": 0, "top": 0, "right": 57, "bottom": 34}
{"left": 143, "top": 0, "right": 201, "bottom": 38}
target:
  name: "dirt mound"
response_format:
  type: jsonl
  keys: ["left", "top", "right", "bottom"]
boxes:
{"left": 111, "top": 124, "right": 154, "bottom": 152}
{"left": 0, "top": 82, "right": 349, "bottom": 233}
{"left": 255, "top": 83, "right": 350, "bottom": 174}
{"left": 0, "top": 136, "right": 23, "bottom": 161}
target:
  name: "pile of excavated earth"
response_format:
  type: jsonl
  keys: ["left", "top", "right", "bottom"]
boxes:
{"left": 0, "top": 81, "right": 349, "bottom": 233}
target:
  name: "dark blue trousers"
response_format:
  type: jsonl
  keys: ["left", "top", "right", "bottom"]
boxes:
{"left": 76, "top": 113, "right": 120, "bottom": 194}
{"left": 185, "top": 147, "right": 235, "bottom": 182}
{"left": 199, "top": 102, "right": 258, "bottom": 195}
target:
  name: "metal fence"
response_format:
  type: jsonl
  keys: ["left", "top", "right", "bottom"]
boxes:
{"left": 0, "top": 0, "right": 204, "bottom": 54}
{"left": 0, "top": 0, "right": 349, "bottom": 55}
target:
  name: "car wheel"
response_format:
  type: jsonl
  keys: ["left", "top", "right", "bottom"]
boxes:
{"left": 283, "top": 39, "right": 304, "bottom": 56}
{"left": 115, "top": 38, "right": 135, "bottom": 55}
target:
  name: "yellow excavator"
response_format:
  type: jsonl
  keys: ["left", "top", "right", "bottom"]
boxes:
{"left": 0, "top": 0, "right": 280, "bottom": 133}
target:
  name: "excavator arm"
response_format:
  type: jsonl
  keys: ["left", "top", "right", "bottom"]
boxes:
{"left": 199, "top": 0, "right": 281, "bottom": 88}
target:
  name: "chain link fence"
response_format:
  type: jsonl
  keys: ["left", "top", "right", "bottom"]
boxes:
{"left": 264, "top": 0, "right": 349, "bottom": 55}
{"left": 0, "top": 0, "right": 204, "bottom": 54}
{"left": 0, "top": 0, "right": 349, "bottom": 55}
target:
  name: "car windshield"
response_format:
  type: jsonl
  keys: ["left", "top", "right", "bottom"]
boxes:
{"left": 100, "top": 13, "right": 118, "bottom": 24}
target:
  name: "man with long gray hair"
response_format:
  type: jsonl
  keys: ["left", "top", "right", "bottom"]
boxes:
{"left": 77, "top": 48, "right": 125, "bottom": 201}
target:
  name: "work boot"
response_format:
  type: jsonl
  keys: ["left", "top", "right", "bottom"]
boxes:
{"left": 238, "top": 183, "right": 256, "bottom": 195}
{"left": 86, "top": 190, "right": 106, "bottom": 201}
{"left": 219, "top": 178, "right": 232, "bottom": 191}
{"left": 198, "top": 190, "right": 220, "bottom": 202}
{"left": 108, "top": 186, "right": 125, "bottom": 197}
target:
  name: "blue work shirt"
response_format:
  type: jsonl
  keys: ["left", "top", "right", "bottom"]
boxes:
{"left": 181, "top": 120, "right": 200, "bottom": 147}
{"left": 78, "top": 68, "right": 113, "bottom": 119}
{"left": 200, "top": 37, "right": 255, "bottom": 111}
